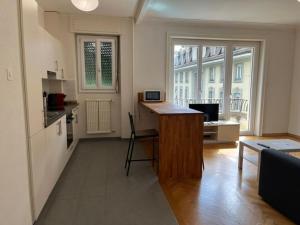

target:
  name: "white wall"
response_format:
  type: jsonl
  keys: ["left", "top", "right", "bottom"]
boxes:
{"left": 134, "top": 20, "right": 295, "bottom": 134}
{"left": 289, "top": 29, "right": 300, "bottom": 136}
{"left": 0, "top": 0, "right": 32, "bottom": 224}
{"left": 44, "top": 13, "right": 133, "bottom": 138}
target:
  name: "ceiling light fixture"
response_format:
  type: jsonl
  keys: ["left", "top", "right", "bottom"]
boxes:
{"left": 71, "top": 0, "right": 99, "bottom": 12}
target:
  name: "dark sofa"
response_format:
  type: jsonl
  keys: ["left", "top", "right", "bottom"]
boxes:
{"left": 259, "top": 149, "right": 300, "bottom": 224}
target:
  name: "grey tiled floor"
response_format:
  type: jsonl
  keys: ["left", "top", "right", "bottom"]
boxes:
{"left": 36, "top": 139, "right": 178, "bottom": 225}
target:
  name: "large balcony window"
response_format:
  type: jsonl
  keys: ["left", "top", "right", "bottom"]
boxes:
{"left": 171, "top": 41, "right": 259, "bottom": 134}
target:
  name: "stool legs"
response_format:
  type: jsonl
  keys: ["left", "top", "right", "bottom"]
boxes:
{"left": 126, "top": 138, "right": 135, "bottom": 176}
{"left": 152, "top": 137, "right": 155, "bottom": 167}
{"left": 124, "top": 133, "right": 133, "bottom": 168}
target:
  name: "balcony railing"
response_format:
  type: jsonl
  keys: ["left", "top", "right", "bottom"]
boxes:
{"left": 174, "top": 98, "right": 248, "bottom": 114}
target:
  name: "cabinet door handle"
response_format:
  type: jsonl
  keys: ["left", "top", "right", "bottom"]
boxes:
{"left": 57, "top": 121, "right": 62, "bottom": 136}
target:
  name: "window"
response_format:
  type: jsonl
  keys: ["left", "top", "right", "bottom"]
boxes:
{"left": 208, "top": 87, "right": 215, "bottom": 99}
{"left": 180, "top": 72, "right": 183, "bottom": 83}
{"left": 77, "top": 35, "right": 117, "bottom": 92}
{"left": 172, "top": 43, "right": 258, "bottom": 134}
{"left": 189, "top": 48, "right": 193, "bottom": 62}
{"left": 175, "top": 73, "right": 178, "bottom": 83}
{"left": 179, "top": 87, "right": 183, "bottom": 99}
{"left": 185, "top": 87, "right": 189, "bottom": 99}
{"left": 185, "top": 73, "right": 189, "bottom": 83}
{"left": 183, "top": 51, "right": 187, "bottom": 64}
{"left": 174, "top": 87, "right": 178, "bottom": 99}
{"left": 232, "top": 88, "right": 242, "bottom": 99}
{"left": 209, "top": 67, "right": 216, "bottom": 82}
{"left": 234, "top": 63, "right": 243, "bottom": 82}
{"left": 220, "top": 65, "right": 225, "bottom": 83}
{"left": 219, "top": 90, "right": 224, "bottom": 99}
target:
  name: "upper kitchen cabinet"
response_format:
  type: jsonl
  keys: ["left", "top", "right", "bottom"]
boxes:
{"left": 21, "top": 0, "right": 45, "bottom": 136}
{"left": 42, "top": 30, "right": 65, "bottom": 79}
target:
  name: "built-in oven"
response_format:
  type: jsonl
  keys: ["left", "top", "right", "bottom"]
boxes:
{"left": 66, "top": 113, "right": 74, "bottom": 149}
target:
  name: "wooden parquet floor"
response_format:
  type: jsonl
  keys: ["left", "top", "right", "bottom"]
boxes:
{"left": 159, "top": 136, "right": 298, "bottom": 225}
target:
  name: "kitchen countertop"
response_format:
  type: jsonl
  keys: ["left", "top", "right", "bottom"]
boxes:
{"left": 45, "top": 103, "right": 79, "bottom": 128}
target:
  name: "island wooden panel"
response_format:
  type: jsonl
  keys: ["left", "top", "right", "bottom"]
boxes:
{"left": 159, "top": 114, "right": 203, "bottom": 182}
{"left": 140, "top": 101, "right": 204, "bottom": 183}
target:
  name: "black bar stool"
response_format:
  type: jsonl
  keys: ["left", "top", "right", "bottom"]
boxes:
{"left": 124, "top": 112, "right": 159, "bottom": 176}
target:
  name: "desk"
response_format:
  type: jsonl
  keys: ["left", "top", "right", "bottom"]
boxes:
{"left": 140, "top": 102, "right": 204, "bottom": 183}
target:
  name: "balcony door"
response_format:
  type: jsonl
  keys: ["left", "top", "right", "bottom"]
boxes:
{"left": 170, "top": 40, "right": 259, "bottom": 135}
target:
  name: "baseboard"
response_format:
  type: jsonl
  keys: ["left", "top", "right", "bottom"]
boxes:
{"left": 261, "top": 133, "right": 289, "bottom": 137}
{"left": 262, "top": 133, "right": 300, "bottom": 141}
{"left": 287, "top": 133, "right": 300, "bottom": 140}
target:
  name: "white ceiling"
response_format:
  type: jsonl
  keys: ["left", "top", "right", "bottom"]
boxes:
{"left": 146, "top": 0, "right": 300, "bottom": 25}
{"left": 36, "top": 0, "right": 300, "bottom": 25}
{"left": 36, "top": 0, "right": 139, "bottom": 17}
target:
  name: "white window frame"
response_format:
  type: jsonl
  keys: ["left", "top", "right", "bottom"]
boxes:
{"left": 77, "top": 35, "right": 117, "bottom": 93}
{"left": 168, "top": 38, "right": 260, "bottom": 135}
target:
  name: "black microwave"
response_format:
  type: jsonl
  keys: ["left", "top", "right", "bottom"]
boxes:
{"left": 143, "top": 90, "right": 163, "bottom": 102}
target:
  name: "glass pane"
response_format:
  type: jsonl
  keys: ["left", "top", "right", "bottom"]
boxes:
{"left": 100, "top": 41, "right": 113, "bottom": 87}
{"left": 201, "top": 46, "right": 226, "bottom": 115}
{"left": 173, "top": 45, "right": 199, "bottom": 107}
{"left": 84, "top": 41, "right": 97, "bottom": 89}
{"left": 230, "top": 47, "right": 254, "bottom": 132}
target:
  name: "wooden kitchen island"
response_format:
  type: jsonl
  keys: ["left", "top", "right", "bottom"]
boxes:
{"left": 140, "top": 102, "right": 204, "bottom": 183}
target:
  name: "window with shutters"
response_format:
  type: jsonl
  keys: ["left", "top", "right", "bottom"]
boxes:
{"left": 77, "top": 35, "right": 118, "bottom": 92}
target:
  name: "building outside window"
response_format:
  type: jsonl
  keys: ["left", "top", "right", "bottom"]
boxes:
{"left": 77, "top": 35, "right": 117, "bottom": 92}
{"left": 208, "top": 87, "right": 215, "bottom": 99}
{"left": 179, "top": 87, "right": 183, "bottom": 99}
{"left": 180, "top": 72, "right": 183, "bottom": 83}
{"left": 234, "top": 63, "right": 243, "bottom": 82}
{"left": 232, "top": 88, "right": 242, "bottom": 99}
{"left": 185, "top": 87, "right": 189, "bottom": 99}
{"left": 220, "top": 65, "right": 225, "bottom": 83}
{"left": 209, "top": 67, "right": 216, "bottom": 82}
{"left": 174, "top": 87, "right": 178, "bottom": 99}
{"left": 185, "top": 73, "right": 189, "bottom": 83}
{"left": 175, "top": 72, "right": 178, "bottom": 83}
{"left": 189, "top": 47, "right": 193, "bottom": 62}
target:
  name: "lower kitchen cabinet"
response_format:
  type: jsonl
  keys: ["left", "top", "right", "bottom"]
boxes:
{"left": 30, "top": 115, "right": 68, "bottom": 220}
{"left": 29, "top": 129, "right": 49, "bottom": 220}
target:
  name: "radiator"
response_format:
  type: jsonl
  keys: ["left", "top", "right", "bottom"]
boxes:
{"left": 86, "top": 99, "right": 112, "bottom": 134}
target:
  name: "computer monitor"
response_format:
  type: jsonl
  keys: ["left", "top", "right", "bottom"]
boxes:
{"left": 189, "top": 104, "right": 219, "bottom": 122}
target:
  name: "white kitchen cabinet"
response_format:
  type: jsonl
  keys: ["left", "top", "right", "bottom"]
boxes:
{"left": 30, "top": 115, "right": 68, "bottom": 221}
{"left": 45, "top": 115, "right": 68, "bottom": 186}
{"left": 42, "top": 29, "right": 65, "bottom": 80}
{"left": 29, "top": 129, "right": 50, "bottom": 220}
{"left": 21, "top": 0, "right": 45, "bottom": 136}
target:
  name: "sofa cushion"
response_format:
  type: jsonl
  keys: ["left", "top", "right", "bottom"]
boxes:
{"left": 259, "top": 149, "right": 300, "bottom": 224}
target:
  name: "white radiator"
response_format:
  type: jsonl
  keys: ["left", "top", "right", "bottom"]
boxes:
{"left": 86, "top": 99, "right": 112, "bottom": 134}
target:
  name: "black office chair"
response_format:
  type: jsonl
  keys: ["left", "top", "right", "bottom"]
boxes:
{"left": 124, "top": 112, "right": 159, "bottom": 176}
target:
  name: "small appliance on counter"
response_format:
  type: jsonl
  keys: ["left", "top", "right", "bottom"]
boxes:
{"left": 47, "top": 93, "right": 66, "bottom": 110}
{"left": 138, "top": 90, "right": 164, "bottom": 102}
